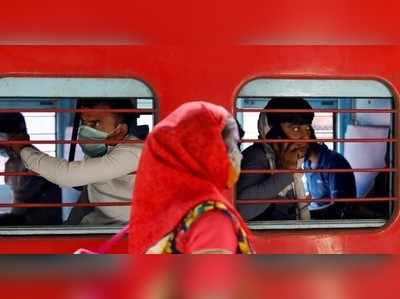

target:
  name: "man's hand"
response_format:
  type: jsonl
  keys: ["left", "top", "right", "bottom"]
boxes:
{"left": 273, "top": 143, "right": 302, "bottom": 169}
{"left": 8, "top": 133, "right": 31, "bottom": 154}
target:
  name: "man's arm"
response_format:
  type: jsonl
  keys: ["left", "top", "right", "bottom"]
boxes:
{"left": 237, "top": 146, "right": 293, "bottom": 220}
{"left": 20, "top": 143, "right": 142, "bottom": 187}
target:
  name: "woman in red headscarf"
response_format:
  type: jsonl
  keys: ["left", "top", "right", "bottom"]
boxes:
{"left": 129, "top": 101, "right": 254, "bottom": 254}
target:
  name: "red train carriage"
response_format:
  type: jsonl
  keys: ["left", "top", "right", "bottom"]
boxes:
{"left": 0, "top": 0, "right": 399, "bottom": 253}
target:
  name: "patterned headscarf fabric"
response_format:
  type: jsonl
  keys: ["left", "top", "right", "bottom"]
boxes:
{"left": 129, "top": 101, "right": 255, "bottom": 254}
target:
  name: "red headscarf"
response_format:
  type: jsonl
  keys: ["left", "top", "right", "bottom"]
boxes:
{"left": 129, "top": 101, "right": 253, "bottom": 253}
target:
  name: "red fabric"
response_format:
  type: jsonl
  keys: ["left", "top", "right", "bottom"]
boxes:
{"left": 175, "top": 210, "right": 238, "bottom": 253}
{"left": 129, "top": 101, "right": 254, "bottom": 253}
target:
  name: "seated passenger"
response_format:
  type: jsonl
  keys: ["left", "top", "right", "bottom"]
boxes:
{"left": 129, "top": 102, "right": 254, "bottom": 254}
{"left": 304, "top": 141, "right": 357, "bottom": 219}
{"left": 237, "top": 97, "right": 313, "bottom": 221}
{"left": 0, "top": 113, "right": 62, "bottom": 225}
{"left": 9, "top": 99, "right": 143, "bottom": 225}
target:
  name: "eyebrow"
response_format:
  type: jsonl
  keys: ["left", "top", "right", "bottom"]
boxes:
{"left": 289, "top": 123, "right": 309, "bottom": 127}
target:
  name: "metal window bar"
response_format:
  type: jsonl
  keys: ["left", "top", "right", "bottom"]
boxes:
{"left": 0, "top": 202, "right": 132, "bottom": 208}
{"left": 236, "top": 197, "right": 398, "bottom": 205}
{"left": 236, "top": 108, "right": 396, "bottom": 113}
{"left": 0, "top": 168, "right": 394, "bottom": 177}
{"left": 0, "top": 106, "right": 155, "bottom": 232}
{"left": 0, "top": 104, "right": 395, "bottom": 231}
{"left": 234, "top": 105, "right": 396, "bottom": 229}
{"left": 0, "top": 108, "right": 156, "bottom": 113}
{"left": 1, "top": 144, "right": 393, "bottom": 196}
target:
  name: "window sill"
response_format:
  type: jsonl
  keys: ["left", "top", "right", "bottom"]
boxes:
{"left": 0, "top": 225, "right": 124, "bottom": 236}
{"left": 248, "top": 219, "right": 386, "bottom": 230}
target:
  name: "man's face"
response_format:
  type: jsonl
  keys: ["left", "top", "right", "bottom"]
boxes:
{"left": 80, "top": 104, "right": 119, "bottom": 134}
{"left": 280, "top": 122, "right": 312, "bottom": 157}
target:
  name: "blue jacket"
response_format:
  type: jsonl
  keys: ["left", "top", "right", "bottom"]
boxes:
{"left": 304, "top": 144, "right": 357, "bottom": 210}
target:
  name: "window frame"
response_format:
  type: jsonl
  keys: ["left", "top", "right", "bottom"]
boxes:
{"left": 0, "top": 77, "right": 157, "bottom": 236}
{"left": 235, "top": 78, "right": 396, "bottom": 230}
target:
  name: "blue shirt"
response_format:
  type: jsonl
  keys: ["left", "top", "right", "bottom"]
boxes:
{"left": 303, "top": 144, "right": 357, "bottom": 211}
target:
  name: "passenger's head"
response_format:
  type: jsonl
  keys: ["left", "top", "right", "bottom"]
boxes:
{"left": 77, "top": 99, "right": 136, "bottom": 157}
{"left": 0, "top": 113, "right": 27, "bottom": 156}
{"left": 79, "top": 98, "right": 135, "bottom": 136}
{"left": 258, "top": 97, "right": 314, "bottom": 156}
{"left": 0, "top": 113, "right": 27, "bottom": 135}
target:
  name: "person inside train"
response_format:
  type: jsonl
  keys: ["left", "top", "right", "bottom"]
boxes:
{"left": 237, "top": 97, "right": 312, "bottom": 221}
{"left": 237, "top": 97, "right": 357, "bottom": 221}
{"left": 129, "top": 101, "right": 254, "bottom": 254}
{"left": 0, "top": 113, "right": 62, "bottom": 225}
{"left": 9, "top": 99, "right": 144, "bottom": 225}
{"left": 303, "top": 134, "right": 357, "bottom": 219}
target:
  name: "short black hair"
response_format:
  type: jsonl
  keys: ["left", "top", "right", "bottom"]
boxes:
{"left": 265, "top": 97, "right": 314, "bottom": 127}
{"left": 0, "top": 112, "right": 27, "bottom": 134}
{"left": 79, "top": 98, "right": 137, "bottom": 129}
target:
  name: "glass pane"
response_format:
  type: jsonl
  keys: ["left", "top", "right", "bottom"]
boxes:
{"left": 23, "top": 113, "right": 56, "bottom": 134}
{"left": 313, "top": 112, "right": 334, "bottom": 150}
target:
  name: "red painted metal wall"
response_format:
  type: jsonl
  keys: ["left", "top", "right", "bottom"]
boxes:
{"left": 0, "top": 0, "right": 399, "bottom": 253}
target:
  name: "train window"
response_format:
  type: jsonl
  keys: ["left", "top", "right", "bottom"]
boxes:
{"left": 235, "top": 79, "right": 394, "bottom": 230}
{"left": 0, "top": 78, "right": 156, "bottom": 235}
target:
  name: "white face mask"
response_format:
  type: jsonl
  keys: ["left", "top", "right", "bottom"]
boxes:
{"left": 77, "top": 125, "right": 109, "bottom": 158}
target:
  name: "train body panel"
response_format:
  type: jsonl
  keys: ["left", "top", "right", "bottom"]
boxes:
{"left": 0, "top": 1, "right": 399, "bottom": 253}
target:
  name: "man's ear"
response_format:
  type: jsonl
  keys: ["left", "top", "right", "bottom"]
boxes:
{"left": 106, "top": 123, "right": 129, "bottom": 142}
{"left": 114, "top": 123, "right": 128, "bottom": 139}
{"left": 119, "top": 123, "right": 129, "bottom": 136}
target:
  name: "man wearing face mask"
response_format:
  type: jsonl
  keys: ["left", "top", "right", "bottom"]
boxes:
{"left": 237, "top": 97, "right": 313, "bottom": 221}
{"left": 10, "top": 99, "right": 144, "bottom": 225}
{"left": 0, "top": 113, "right": 62, "bottom": 225}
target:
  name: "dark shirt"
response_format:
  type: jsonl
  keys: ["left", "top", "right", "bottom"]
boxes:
{"left": 304, "top": 144, "right": 356, "bottom": 211}
{"left": 2, "top": 155, "right": 62, "bottom": 225}
{"left": 237, "top": 143, "right": 297, "bottom": 221}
